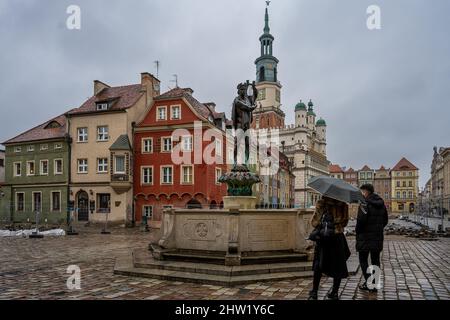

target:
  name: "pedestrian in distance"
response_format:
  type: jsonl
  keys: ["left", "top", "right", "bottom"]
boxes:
{"left": 356, "top": 184, "right": 389, "bottom": 292}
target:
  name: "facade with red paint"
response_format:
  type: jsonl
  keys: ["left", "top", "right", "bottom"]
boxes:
{"left": 133, "top": 87, "right": 228, "bottom": 223}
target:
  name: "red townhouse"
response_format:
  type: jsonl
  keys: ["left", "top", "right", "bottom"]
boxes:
{"left": 133, "top": 87, "right": 228, "bottom": 224}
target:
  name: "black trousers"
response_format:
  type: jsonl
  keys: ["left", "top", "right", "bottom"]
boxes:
{"left": 358, "top": 250, "right": 381, "bottom": 281}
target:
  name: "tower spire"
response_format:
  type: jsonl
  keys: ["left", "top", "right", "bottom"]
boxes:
{"left": 264, "top": 1, "right": 271, "bottom": 34}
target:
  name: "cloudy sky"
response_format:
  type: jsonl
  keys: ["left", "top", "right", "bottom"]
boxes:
{"left": 1, "top": 0, "right": 449, "bottom": 187}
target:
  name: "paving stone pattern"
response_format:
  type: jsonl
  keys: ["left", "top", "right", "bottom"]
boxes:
{"left": 0, "top": 227, "right": 449, "bottom": 300}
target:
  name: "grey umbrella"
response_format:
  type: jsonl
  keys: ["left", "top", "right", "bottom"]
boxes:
{"left": 308, "top": 175, "right": 365, "bottom": 204}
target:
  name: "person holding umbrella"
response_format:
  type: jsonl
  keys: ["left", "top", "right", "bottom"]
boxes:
{"left": 306, "top": 176, "right": 365, "bottom": 300}
{"left": 356, "top": 184, "right": 388, "bottom": 292}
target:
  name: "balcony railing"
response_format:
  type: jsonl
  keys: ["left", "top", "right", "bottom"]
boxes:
{"left": 111, "top": 174, "right": 129, "bottom": 182}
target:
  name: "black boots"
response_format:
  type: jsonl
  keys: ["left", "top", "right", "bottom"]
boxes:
{"left": 359, "top": 283, "right": 378, "bottom": 293}
{"left": 326, "top": 291, "right": 339, "bottom": 300}
{"left": 308, "top": 290, "right": 318, "bottom": 300}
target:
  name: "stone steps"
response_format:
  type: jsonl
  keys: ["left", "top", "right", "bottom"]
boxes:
{"left": 113, "top": 249, "right": 359, "bottom": 286}
{"left": 115, "top": 263, "right": 314, "bottom": 286}
{"left": 159, "top": 251, "right": 308, "bottom": 265}
{"left": 134, "top": 255, "right": 312, "bottom": 277}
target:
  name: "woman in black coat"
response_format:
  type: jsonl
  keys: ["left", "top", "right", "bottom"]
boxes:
{"left": 308, "top": 197, "right": 351, "bottom": 300}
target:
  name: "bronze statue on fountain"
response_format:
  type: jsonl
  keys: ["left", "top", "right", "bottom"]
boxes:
{"left": 219, "top": 81, "right": 261, "bottom": 197}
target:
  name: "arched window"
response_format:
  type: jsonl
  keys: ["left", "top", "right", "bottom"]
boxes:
{"left": 274, "top": 68, "right": 277, "bottom": 82}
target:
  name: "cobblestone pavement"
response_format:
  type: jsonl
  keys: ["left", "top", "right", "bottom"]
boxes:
{"left": 0, "top": 227, "right": 449, "bottom": 300}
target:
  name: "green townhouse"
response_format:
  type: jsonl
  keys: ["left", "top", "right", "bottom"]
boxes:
{"left": 1, "top": 114, "right": 71, "bottom": 224}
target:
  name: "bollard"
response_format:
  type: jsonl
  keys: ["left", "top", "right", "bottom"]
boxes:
{"left": 101, "top": 211, "right": 111, "bottom": 234}
{"left": 29, "top": 211, "right": 43, "bottom": 239}
{"left": 142, "top": 215, "right": 150, "bottom": 232}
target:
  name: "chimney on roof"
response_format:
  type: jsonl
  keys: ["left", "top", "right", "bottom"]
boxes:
{"left": 204, "top": 102, "right": 216, "bottom": 112}
{"left": 141, "top": 72, "right": 161, "bottom": 106}
{"left": 94, "top": 80, "right": 110, "bottom": 95}
{"left": 183, "top": 88, "right": 194, "bottom": 95}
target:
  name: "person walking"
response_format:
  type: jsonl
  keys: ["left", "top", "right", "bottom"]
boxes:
{"left": 308, "top": 196, "right": 351, "bottom": 300}
{"left": 356, "top": 184, "right": 389, "bottom": 292}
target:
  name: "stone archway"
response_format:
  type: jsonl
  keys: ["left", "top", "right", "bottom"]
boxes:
{"left": 186, "top": 198, "right": 202, "bottom": 209}
{"left": 210, "top": 201, "right": 218, "bottom": 209}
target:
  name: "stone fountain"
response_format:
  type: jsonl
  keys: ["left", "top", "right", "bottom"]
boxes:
{"left": 114, "top": 82, "right": 317, "bottom": 285}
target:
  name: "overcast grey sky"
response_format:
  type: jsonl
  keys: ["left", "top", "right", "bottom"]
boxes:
{"left": 0, "top": 0, "right": 449, "bottom": 187}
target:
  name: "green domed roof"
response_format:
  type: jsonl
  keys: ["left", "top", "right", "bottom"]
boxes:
{"left": 295, "top": 100, "right": 307, "bottom": 111}
{"left": 316, "top": 118, "right": 326, "bottom": 126}
{"left": 308, "top": 100, "right": 314, "bottom": 108}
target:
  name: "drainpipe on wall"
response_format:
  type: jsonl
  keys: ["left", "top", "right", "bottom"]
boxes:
{"left": 66, "top": 115, "right": 73, "bottom": 230}
{"left": 131, "top": 121, "right": 136, "bottom": 227}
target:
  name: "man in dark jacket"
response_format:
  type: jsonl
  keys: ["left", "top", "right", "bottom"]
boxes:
{"left": 356, "top": 184, "right": 388, "bottom": 292}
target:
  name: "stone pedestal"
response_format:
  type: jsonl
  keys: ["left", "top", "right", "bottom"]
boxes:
{"left": 223, "top": 196, "right": 258, "bottom": 210}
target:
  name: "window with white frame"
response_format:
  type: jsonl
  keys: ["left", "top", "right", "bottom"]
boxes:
{"left": 408, "top": 191, "right": 413, "bottom": 199}
{"left": 162, "top": 137, "right": 172, "bottom": 152}
{"left": 77, "top": 159, "right": 88, "bottom": 173}
{"left": 51, "top": 191, "right": 61, "bottom": 212}
{"left": 161, "top": 166, "right": 173, "bottom": 184}
{"left": 142, "top": 167, "right": 153, "bottom": 185}
{"left": 14, "top": 146, "right": 21, "bottom": 153}
{"left": 97, "top": 126, "right": 109, "bottom": 141}
{"left": 54, "top": 159, "right": 63, "bottom": 175}
{"left": 182, "top": 136, "right": 193, "bottom": 152}
{"left": 215, "top": 139, "right": 222, "bottom": 156}
{"left": 114, "top": 155, "right": 125, "bottom": 174}
{"left": 157, "top": 106, "right": 167, "bottom": 120}
{"left": 215, "top": 168, "right": 222, "bottom": 185}
{"left": 143, "top": 206, "right": 153, "bottom": 219}
{"left": 97, "top": 158, "right": 108, "bottom": 173}
{"left": 32, "top": 192, "right": 42, "bottom": 212}
{"left": 27, "top": 161, "right": 35, "bottom": 176}
{"left": 14, "top": 162, "right": 21, "bottom": 177}
{"left": 171, "top": 105, "right": 181, "bottom": 120}
{"left": 96, "top": 102, "right": 109, "bottom": 111}
{"left": 181, "top": 165, "right": 193, "bottom": 184}
{"left": 97, "top": 193, "right": 111, "bottom": 213}
{"left": 16, "top": 193, "right": 25, "bottom": 212}
{"left": 40, "top": 160, "right": 49, "bottom": 175}
{"left": 40, "top": 144, "right": 48, "bottom": 151}
{"left": 27, "top": 145, "right": 35, "bottom": 152}
{"left": 77, "top": 127, "right": 88, "bottom": 142}
{"left": 142, "top": 138, "right": 153, "bottom": 153}
{"left": 54, "top": 143, "right": 62, "bottom": 149}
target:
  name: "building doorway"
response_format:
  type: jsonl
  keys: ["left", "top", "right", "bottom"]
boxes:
{"left": 77, "top": 191, "right": 89, "bottom": 221}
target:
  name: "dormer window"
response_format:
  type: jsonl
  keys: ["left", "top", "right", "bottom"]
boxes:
{"left": 170, "top": 105, "right": 181, "bottom": 120}
{"left": 96, "top": 102, "right": 109, "bottom": 111}
{"left": 157, "top": 106, "right": 167, "bottom": 121}
{"left": 44, "top": 121, "right": 61, "bottom": 129}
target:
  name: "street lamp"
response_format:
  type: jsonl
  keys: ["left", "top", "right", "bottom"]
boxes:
{"left": 439, "top": 182, "right": 445, "bottom": 233}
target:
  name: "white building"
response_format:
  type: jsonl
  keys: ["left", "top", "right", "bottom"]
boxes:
{"left": 251, "top": 3, "right": 329, "bottom": 208}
